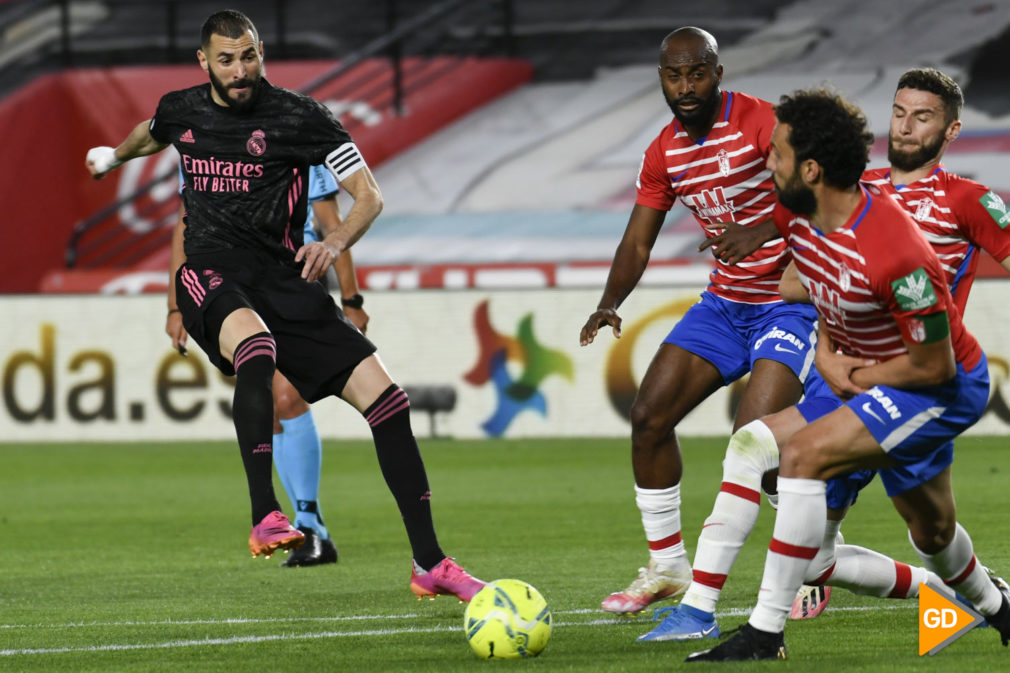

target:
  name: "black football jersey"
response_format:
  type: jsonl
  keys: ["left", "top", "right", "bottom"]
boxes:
{"left": 150, "top": 79, "right": 352, "bottom": 259}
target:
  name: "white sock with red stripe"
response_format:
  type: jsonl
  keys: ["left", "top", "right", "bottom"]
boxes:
{"left": 803, "top": 518, "right": 842, "bottom": 583}
{"left": 815, "top": 543, "right": 941, "bottom": 598}
{"left": 681, "top": 420, "right": 779, "bottom": 614}
{"left": 910, "top": 523, "right": 1003, "bottom": 616}
{"left": 635, "top": 484, "right": 688, "bottom": 570}
{"left": 749, "top": 477, "right": 824, "bottom": 634}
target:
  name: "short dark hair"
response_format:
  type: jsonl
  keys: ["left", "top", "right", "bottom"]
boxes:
{"left": 896, "top": 67, "right": 963, "bottom": 124}
{"left": 775, "top": 89, "right": 874, "bottom": 189}
{"left": 201, "top": 9, "right": 259, "bottom": 49}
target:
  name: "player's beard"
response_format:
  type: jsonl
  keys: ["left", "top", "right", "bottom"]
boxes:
{"left": 887, "top": 130, "right": 944, "bottom": 172}
{"left": 664, "top": 87, "right": 721, "bottom": 128}
{"left": 775, "top": 168, "right": 817, "bottom": 216}
{"left": 208, "top": 68, "right": 261, "bottom": 113}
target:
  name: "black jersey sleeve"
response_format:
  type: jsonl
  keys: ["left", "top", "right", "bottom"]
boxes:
{"left": 298, "top": 97, "right": 356, "bottom": 167}
{"left": 148, "top": 91, "right": 180, "bottom": 144}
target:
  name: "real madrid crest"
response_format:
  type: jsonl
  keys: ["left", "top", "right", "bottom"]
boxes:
{"left": 247, "top": 129, "right": 266, "bottom": 156}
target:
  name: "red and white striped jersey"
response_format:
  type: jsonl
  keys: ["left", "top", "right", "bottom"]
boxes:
{"left": 773, "top": 184, "right": 982, "bottom": 369}
{"left": 636, "top": 91, "right": 785, "bottom": 303}
{"left": 863, "top": 165, "right": 1010, "bottom": 313}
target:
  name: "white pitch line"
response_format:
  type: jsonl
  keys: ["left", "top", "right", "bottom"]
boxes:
{"left": 0, "top": 603, "right": 918, "bottom": 657}
{"left": 0, "top": 613, "right": 429, "bottom": 630}
{"left": 0, "top": 626, "right": 457, "bottom": 657}
{"left": 0, "top": 603, "right": 916, "bottom": 631}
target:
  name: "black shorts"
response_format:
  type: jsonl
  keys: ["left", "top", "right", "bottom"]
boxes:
{"left": 175, "top": 248, "right": 376, "bottom": 402}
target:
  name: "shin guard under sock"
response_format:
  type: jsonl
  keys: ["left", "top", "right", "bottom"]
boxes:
{"left": 232, "top": 332, "right": 281, "bottom": 524}
{"left": 366, "top": 384, "right": 444, "bottom": 570}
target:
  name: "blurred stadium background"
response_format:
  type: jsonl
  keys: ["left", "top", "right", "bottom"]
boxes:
{"left": 3, "top": 0, "right": 1010, "bottom": 442}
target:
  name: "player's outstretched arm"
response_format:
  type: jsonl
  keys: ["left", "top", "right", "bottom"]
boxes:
{"left": 86, "top": 119, "right": 169, "bottom": 179}
{"left": 297, "top": 165, "right": 382, "bottom": 281}
{"left": 580, "top": 204, "right": 665, "bottom": 346}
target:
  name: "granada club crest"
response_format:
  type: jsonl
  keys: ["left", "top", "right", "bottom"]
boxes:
{"left": 915, "top": 197, "right": 934, "bottom": 221}
{"left": 908, "top": 317, "right": 926, "bottom": 343}
{"left": 838, "top": 264, "right": 852, "bottom": 293}
{"left": 247, "top": 129, "right": 266, "bottom": 156}
{"left": 717, "top": 148, "right": 730, "bottom": 177}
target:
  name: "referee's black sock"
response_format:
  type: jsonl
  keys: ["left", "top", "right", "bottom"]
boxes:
{"left": 232, "top": 332, "right": 282, "bottom": 525}
{"left": 365, "top": 384, "right": 445, "bottom": 570}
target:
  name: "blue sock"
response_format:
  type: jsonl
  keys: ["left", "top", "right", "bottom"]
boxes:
{"left": 278, "top": 410, "right": 329, "bottom": 539}
{"left": 272, "top": 430, "right": 298, "bottom": 515}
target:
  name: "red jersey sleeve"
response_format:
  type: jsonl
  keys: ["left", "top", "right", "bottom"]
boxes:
{"left": 865, "top": 220, "right": 951, "bottom": 345}
{"left": 948, "top": 176, "right": 1010, "bottom": 263}
{"left": 635, "top": 131, "right": 675, "bottom": 211}
{"left": 743, "top": 96, "right": 775, "bottom": 158}
{"left": 772, "top": 201, "right": 793, "bottom": 238}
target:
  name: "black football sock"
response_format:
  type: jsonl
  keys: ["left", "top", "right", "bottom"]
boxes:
{"left": 232, "top": 332, "right": 282, "bottom": 524}
{"left": 365, "top": 384, "right": 445, "bottom": 570}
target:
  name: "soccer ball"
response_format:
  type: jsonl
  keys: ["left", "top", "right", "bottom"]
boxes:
{"left": 463, "top": 579, "right": 551, "bottom": 659}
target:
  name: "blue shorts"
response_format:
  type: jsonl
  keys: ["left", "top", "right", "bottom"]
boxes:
{"left": 664, "top": 292, "right": 818, "bottom": 385}
{"left": 824, "top": 469, "right": 877, "bottom": 509}
{"left": 795, "top": 356, "right": 989, "bottom": 497}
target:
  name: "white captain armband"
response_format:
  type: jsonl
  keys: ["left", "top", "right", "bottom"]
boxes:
{"left": 324, "top": 142, "right": 366, "bottom": 182}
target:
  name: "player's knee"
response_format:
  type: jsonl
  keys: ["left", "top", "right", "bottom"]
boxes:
{"left": 778, "top": 437, "right": 824, "bottom": 479}
{"left": 725, "top": 420, "right": 779, "bottom": 476}
{"left": 907, "top": 517, "right": 957, "bottom": 554}
{"left": 273, "top": 387, "right": 308, "bottom": 419}
{"left": 629, "top": 399, "right": 676, "bottom": 444}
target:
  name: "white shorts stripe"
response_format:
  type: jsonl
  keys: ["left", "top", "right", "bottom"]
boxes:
{"left": 880, "top": 406, "right": 946, "bottom": 452}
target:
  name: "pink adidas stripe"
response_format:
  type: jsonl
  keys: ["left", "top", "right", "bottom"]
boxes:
{"left": 181, "top": 267, "right": 205, "bottom": 304}
{"left": 234, "top": 336, "right": 276, "bottom": 369}
{"left": 283, "top": 168, "right": 303, "bottom": 251}
{"left": 366, "top": 388, "right": 409, "bottom": 420}
{"left": 366, "top": 389, "right": 410, "bottom": 426}
{"left": 368, "top": 398, "right": 410, "bottom": 427}
{"left": 235, "top": 347, "right": 276, "bottom": 370}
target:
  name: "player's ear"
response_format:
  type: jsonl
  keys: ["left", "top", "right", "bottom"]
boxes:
{"left": 714, "top": 64, "right": 723, "bottom": 83}
{"left": 258, "top": 41, "right": 265, "bottom": 60}
{"left": 800, "top": 158, "right": 820, "bottom": 185}
{"left": 197, "top": 49, "right": 209, "bottom": 72}
{"left": 945, "top": 119, "right": 961, "bottom": 143}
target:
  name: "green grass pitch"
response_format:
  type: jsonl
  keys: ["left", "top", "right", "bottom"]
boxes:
{"left": 1, "top": 436, "right": 1008, "bottom": 671}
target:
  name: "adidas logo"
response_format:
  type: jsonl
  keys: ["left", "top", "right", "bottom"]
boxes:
{"left": 179, "top": 129, "right": 195, "bottom": 143}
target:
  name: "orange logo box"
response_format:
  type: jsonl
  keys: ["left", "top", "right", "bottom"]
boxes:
{"left": 919, "top": 583, "right": 984, "bottom": 655}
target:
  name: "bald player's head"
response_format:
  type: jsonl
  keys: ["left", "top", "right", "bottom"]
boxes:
{"left": 658, "top": 27, "right": 723, "bottom": 129}
{"left": 660, "top": 27, "right": 719, "bottom": 67}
